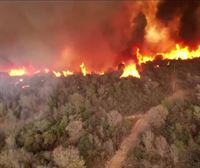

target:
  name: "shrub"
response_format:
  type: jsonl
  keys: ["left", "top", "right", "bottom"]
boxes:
{"left": 195, "top": 131, "right": 200, "bottom": 145}
{"left": 102, "top": 121, "right": 115, "bottom": 139}
{"left": 188, "top": 149, "right": 200, "bottom": 168}
{"left": 24, "top": 133, "right": 42, "bottom": 153}
{"left": 34, "top": 119, "right": 53, "bottom": 132}
{"left": 16, "top": 120, "right": 59, "bottom": 152}
{"left": 78, "top": 134, "right": 92, "bottom": 157}
{"left": 81, "top": 108, "right": 91, "bottom": 121}
{"left": 161, "top": 99, "right": 174, "bottom": 110}
{"left": 192, "top": 105, "right": 200, "bottom": 119}
{"left": 42, "top": 131, "right": 57, "bottom": 150}
{"left": 58, "top": 115, "right": 68, "bottom": 132}
{"left": 0, "top": 102, "right": 5, "bottom": 118}
{"left": 53, "top": 146, "right": 85, "bottom": 168}
{"left": 174, "top": 139, "right": 186, "bottom": 151}
{"left": 66, "top": 120, "right": 84, "bottom": 143}
{"left": 196, "top": 84, "right": 200, "bottom": 100}
{"left": 128, "top": 146, "right": 146, "bottom": 161}
{"left": 174, "top": 123, "right": 190, "bottom": 145}
{"left": 69, "top": 93, "right": 84, "bottom": 112}
{"left": 0, "top": 132, "right": 5, "bottom": 151}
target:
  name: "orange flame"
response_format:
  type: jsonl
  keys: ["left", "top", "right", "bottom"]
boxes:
{"left": 80, "top": 62, "right": 87, "bottom": 76}
{"left": 9, "top": 68, "right": 27, "bottom": 76}
{"left": 120, "top": 63, "right": 140, "bottom": 78}
{"left": 53, "top": 71, "right": 62, "bottom": 77}
{"left": 5, "top": 44, "right": 200, "bottom": 78}
{"left": 121, "top": 44, "right": 200, "bottom": 78}
{"left": 62, "top": 70, "right": 73, "bottom": 77}
{"left": 136, "top": 48, "right": 154, "bottom": 65}
{"left": 44, "top": 69, "right": 50, "bottom": 73}
{"left": 159, "top": 44, "right": 200, "bottom": 60}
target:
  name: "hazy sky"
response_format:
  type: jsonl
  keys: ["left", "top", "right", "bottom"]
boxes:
{"left": 0, "top": 1, "right": 124, "bottom": 70}
{"left": 0, "top": 1, "right": 199, "bottom": 71}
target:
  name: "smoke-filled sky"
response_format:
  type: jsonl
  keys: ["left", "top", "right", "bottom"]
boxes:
{"left": 0, "top": 1, "right": 199, "bottom": 71}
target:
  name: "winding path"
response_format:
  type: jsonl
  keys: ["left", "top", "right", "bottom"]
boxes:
{"left": 105, "top": 90, "right": 187, "bottom": 168}
{"left": 105, "top": 113, "right": 148, "bottom": 168}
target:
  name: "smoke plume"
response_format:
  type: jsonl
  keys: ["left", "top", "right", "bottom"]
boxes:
{"left": 0, "top": 1, "right": 199, "bottom": 72}
{"left": 156, "top": 0, "right": 200, "bottom": 46}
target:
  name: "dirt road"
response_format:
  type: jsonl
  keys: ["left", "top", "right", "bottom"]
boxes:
{"left": 106, "top": 90, "right": 187, "bottom": 168}
{"left": 105, "top": 113, "right": 148, "bottom": 168}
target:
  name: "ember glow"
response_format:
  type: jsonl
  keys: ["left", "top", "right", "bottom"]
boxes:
{"left": 120, "top": 63, "right": 140, "bottom": 78}
{"left": 62, "top": 70, "right": 73, "bottom": 77}
{"left": 120, "top": 44, "right": 200, "bottom": 78}
{"left": 2, "top": 44, "right": 200, "bottom": 79}
{"left": 9, "top": 68, "right": 27, "bottom": 76}
{"left": 53, "top": 71, "right": 62, "bottom": 77}
{"left": 136, "top": 44, "right": 200, "bottom": 65}
{"left": 136, "top": 49, "right": 154, "bottom": 65}
{"left": 0, "top": 1, "right": 199, "bottom": 80}
{"left": 80, "top": 62, "right": 87, "bottom": 76}
{"left": 159, "top": 44, "right": 200, "bottom": 60}
{"left": 21, "top": 85, "right": 30, "bottom": 89}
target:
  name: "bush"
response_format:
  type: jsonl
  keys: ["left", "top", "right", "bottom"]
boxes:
{"left": 176, "top": 129, "right": 190, "bottom": 145}
{"left": 192, "top": 105, "right": 200, "bottom": 119}
{"left": 174, "top": 140, "right": 186, "bottom": 151}
{"left": 15, "top": 119, "right": 60, "bottom": 152}
{"left": 69, "top": 93, "right": 84, "bottom": 112}
{"left": 188, "top": 149, "right": 200, "bottom": 168}
{"left": 195, "top": 131, "right": 200, "bottom": 145}
{"left": 24, "top": 133, "right": 42, "bottom": 153}
{"left": 0, "top": 132, "right": 5, "bottom": 151}
{"left": 196, "top": 84, "right": 200, "bottom": 100}
{"left": 58, "top": 115, "right": 68, "bottom": 132}
{"left": 81, "top": 109, "right": 91, "bottom": 121}
{"left": 66, "top": 120, "right": 84, "bottom": 143}
{"left": 53, "top": 146, "right": 85, "bottom": 168}
{"left": 0, "top": 102, "right": 5, "bottom": 118}
{"left": 161, "top": 99, "right": 174, "bottom": 110}
{"left": 34, "top": 119, "right": 53, "bottom": 132}
{"left": 133, "top": 146, "right": 146, "bottom": 160}
{"left": 78, "top": 134, "right": 92, "bottom": 157}
{"left": 43, "top": 131, "right": 57, "bottom": 150}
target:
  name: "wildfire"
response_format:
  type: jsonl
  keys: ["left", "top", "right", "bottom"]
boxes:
{"left": 120, "top": 44, "right": 200, "bottom": 78}
{"left": 4, "top": 44, "right": 200, "bottom": 79}
{"left": 9, "top": 68, "right": 27, "bottom": 76}
{"left": 80, "top": 62, "right": 87, "bottom": 76}
{"left": 53, "top": 71, "right": 62, "bottom": 77}
{"left": 62, "top": 70, "right": 73, "bottom": 77}
{"left": 52, "top": 70, "right": 74, "bottom": 77}
{"left": 44, "top": 69, "right": 50, "bottom": 73}
{"left": 22, "top": 85, "right": 30, "bottom": 89}
{"left": 136, "top": 48, "right": 154, "bottom": 65}
{"left": 120, "top": 63, "right": 140, "bottom": 78}
{"left": 159, "top": 44, "right": 200, "bottom": 60}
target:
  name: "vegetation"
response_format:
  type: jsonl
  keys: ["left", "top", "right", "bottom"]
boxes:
{"left": 123, "top": 83, "right": 200, "bottom": 168}
{"left": 0, "top": 59, "right": 199, "bottom": 167}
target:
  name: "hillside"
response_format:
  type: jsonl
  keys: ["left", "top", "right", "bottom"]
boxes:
{"left": 0, "top": 59, "right": 199, "bottom": 168}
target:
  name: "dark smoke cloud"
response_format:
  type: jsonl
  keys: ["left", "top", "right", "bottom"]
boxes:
{"left": 156, "top": 0, "right": 200, "bottom": 45}
{"left": 122, "top": 12, "right": 147, "bottom": 60}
